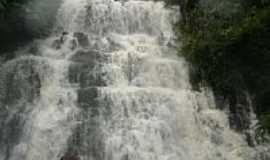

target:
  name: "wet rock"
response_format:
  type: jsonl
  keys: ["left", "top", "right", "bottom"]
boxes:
{"left": 215, "top": 93, "right": 252, "bottom": 132}
{"left": 106, "top": 36, "right": 122, "bottom": 51}
{"left": 60, "top": 152, "right": 80, "bottom": 160}
{"left": 121, "top": 154, "right": 129, "bottom": 160}
{"left": 52, "top": 38, "right": 62, "bottom": 49}
{"left": 215, "top": 92, "right": 256, "bottom": 146}
{"left": 66, "top": 87, "right": 107, "bottom": 160}
{"left": 78, "top": 87, "right": 99, "bottom": 109}
{"left": 68, "top": 49, "right": 108, "bottom": 87}
{"left": 74, "top": 32, "right": 90, "bottom": 48}
{"left": 77, "top": 87, "right": 112, "bottom": 117}
{"left": 0, "top": 57, "right": 45, "bottom": 105}
{"left": 69, "top": 38, "right": 78, "bottom": 50}
{"left": 66, "top": 120, "right": 105, "bottom": 160}
{"left": 61, "top": 32, "right": 70, "bottom": 43}
{"left": 211, "top": 131, "right": 223, "bottom": 145}
{"left": 69, "top": 63, "right": 87, "bottom": 85}
{"left": 52, "top": 32, "right": 78, "bottom": 50}
{"left": 71, "top": 87, "right": 104, "bottom": 160}
{"left": 70, "top": 49, "right": 102, "bottom": 64}
{"left": 0, "top": 57, "right": 51, "bottom": 160}
{"left": 68, "top": 62, "right": 106, "bottom": 88}
{"left": 228, "top": 92, "right": 252, "bottom": 132}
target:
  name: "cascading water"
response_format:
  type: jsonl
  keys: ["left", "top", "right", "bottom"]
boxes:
{"left": 0, "top": 0, "right": 269, "bottom": 160}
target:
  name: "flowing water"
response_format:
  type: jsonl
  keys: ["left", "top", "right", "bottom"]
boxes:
{"left": 0, "top": 0, "right": 269, "bottom": 160}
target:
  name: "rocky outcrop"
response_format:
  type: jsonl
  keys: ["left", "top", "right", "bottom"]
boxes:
{"left": 60, "top": 151, "right": 80, "bottom": 160}
{"left": 67, "top": 87, "right": 106, "bottom": 160}
{"left": 69, "top": 49, "right": 108, "bottom": 88}
{"left": 70, "top": 49, "right": 105, "bottom": 64}
{"left": 51, "top": 32, "right": 78, "bottom": 50}
{"left": 77, "top": 87, "right": 99, "bottom": 109}
{"left": 51, "top": 32, "right": 90, "bottom": 50}
{"left": 73, "top": 32, "right": 90, "bottom": 48}
{"left": 215, "top": 91, "right": 257, "bottom": 146}
{"left": 0, "top": 56, "right": 51, "bottom": 159}
{"left": 52, "top": 39, "right": 62, "bottom": 50}
{"left": 0, "top": 57, "right": 46, "bottom": 106}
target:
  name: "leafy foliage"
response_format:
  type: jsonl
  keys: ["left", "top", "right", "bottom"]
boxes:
{"left": 0, "top": 0, "right": 61, "bottom": 58}
{"left": 0, "top": 0, "right": 32, "bottom": 58}
{"left": 169, "top": 0, "right": 270, "bottom": 138}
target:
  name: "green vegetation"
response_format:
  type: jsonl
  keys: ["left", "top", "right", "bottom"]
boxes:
{"left": 0, "top": 0, "right": 28, "bottom": 16}
{"left": 167, "top": 0, "right": 270, "bottom": 139}
{"left": 0, "top": 0, "right": 31, "bottom": 58}
{"left": 0, "top": 0, "right": 61, "bottom": 59}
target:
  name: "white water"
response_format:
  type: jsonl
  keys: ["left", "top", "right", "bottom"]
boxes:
{"left": 0, "top": 0, "right": 268, "bottom": 160}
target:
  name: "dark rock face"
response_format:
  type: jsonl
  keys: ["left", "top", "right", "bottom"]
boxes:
{"left": 65, "top": 36, "right": 111, "bottom": 159}
{"left": 215, "top": 92, "right": 256, "bottom": 146}
{"left": 73, "top": 32, "right": 90, "bottom": 48}
{"left": 50, "top": 32, "right": 90, "bottom": 51}
{"left": 60, "top": 152, "right": 80, "bottom": 160}
{"left": 0, "top": 58, "right": 44, "bottom": 106}
{"left": 69, "top": 49, "right": 108, "bottom": 88}
{"left": 70, "top": 50, "right": 103, "bottom": 64}
{"left": 52, "top": 39, "right": 62, "bottom": 50}
{"left": 67, "top": 87, "right": 107, "bottom": 160}
{"left": 63, "top": 30, "right": 112, "bottom": 160}
{"left": 77, "top": 87, "right": 99, "bottom": 109}
{"left": 69, "top": 39, "right": 78, "bottom": 50}
{"left": 51, "top": 32, "right": 78, "bottom": 50}
{"left": 228, "top": 94, "right": 252, "bottom": 132}
{"left": 0, "top": 57, "right": 50, "bottom": 160}
{"left": 67, "top": 119, "right": 105, "bottom": 160}
{"left": 63, "top": 30, "right": 110, "bottom": 160}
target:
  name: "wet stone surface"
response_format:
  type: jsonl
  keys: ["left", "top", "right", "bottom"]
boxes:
{"left": 73, "top": 32, "right": 90, "bottom": 48}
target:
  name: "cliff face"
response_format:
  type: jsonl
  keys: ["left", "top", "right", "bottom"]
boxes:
{"left": 215, "top": 92, "right": 257, "bottom": 145}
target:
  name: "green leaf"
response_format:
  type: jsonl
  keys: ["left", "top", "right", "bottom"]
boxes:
{"left": 0, "top": 2, "right": 4, "bottom": 10}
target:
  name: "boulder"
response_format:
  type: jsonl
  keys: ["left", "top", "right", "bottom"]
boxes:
{"left": 69, "top": 62, "right": 106, "bottom": 88}
{"left": 68, "top": 38, "right": 78, "bottom": 51}
{"left": 0, "top": 57, "right": 50, "bottom": 160}
{"left": 60, "top": 152, "right": 80, "bottom": 160}
{"left": 73, "top": 32, "right": 90, "bottom": 48}
{"left": 69, "top": 49, "right": 110, "bottom": 87}
{"left": 0, "top": 57, "right": 45, "bottom": 105}
{"left": 69, "top": 49, "right": 108, "bottom": 87}
{"left": 215, "top": 92, "right": 256, "bottom": 146}
{"left": 70, "top": 49, "right": 102, "bottom": 64}
{"left": 51, "top": 38, "right": 62, "bottom": 50}
{"left": 77, "top": 87, "right": 99, "bottom": 109}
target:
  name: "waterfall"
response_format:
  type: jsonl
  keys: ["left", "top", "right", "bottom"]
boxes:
{"left": 0, "top": 0, "right": 268, "bottom": 160}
